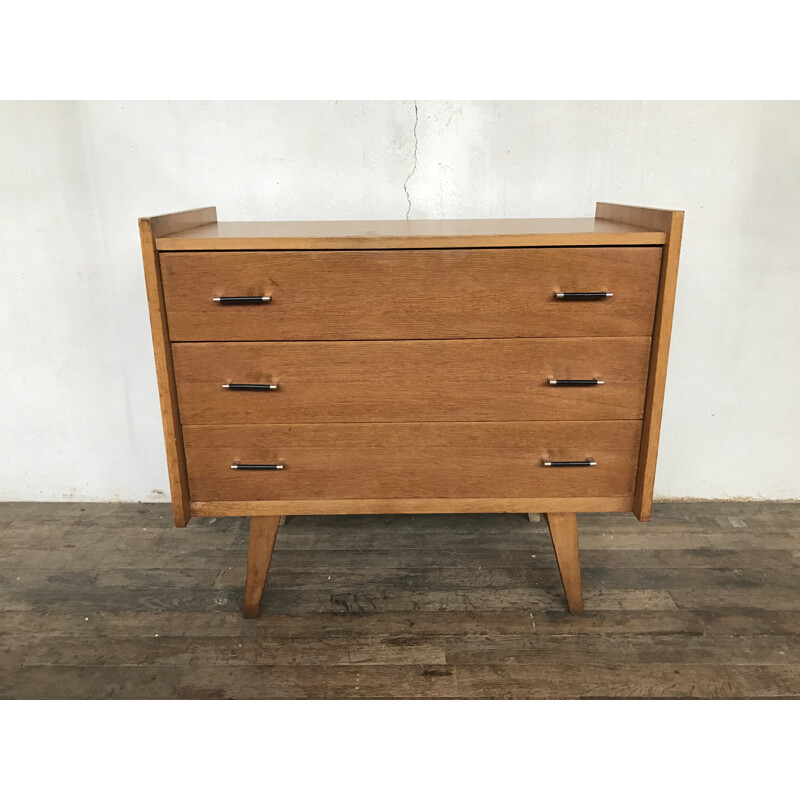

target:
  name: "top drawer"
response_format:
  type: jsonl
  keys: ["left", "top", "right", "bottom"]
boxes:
{"left": 160, "top": 247, "right": 661, "bottom": 341}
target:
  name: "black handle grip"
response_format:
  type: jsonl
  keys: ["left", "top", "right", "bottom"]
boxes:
{"left": 554, "top": 292, "right": 613, "bottom": 301}
{"left": 213, "top": 295, "right": 271, "bottom": 305}
{"left": 548, "top": 379, "right": 604, "bottom": 386}
{"left": 543, "top": 459, "right": 597, "bottom": 467}
{"left": 223, "top": 383, "right": 279, "bottom": 391}
{"left": 231, "top": 464, "right": 284, "bottom": 470}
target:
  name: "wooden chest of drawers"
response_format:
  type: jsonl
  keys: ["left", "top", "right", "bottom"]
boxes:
{"left": 139, "top": 203, "right": 683, "bottom": 617}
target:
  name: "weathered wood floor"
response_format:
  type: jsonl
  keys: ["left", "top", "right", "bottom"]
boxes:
{"left": 1, "top": 502, "right": 798, "bottom": 699}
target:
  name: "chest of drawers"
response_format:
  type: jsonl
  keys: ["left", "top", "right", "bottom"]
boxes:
{"left": 139, "top": 203, "right": 683, "bottom": 617}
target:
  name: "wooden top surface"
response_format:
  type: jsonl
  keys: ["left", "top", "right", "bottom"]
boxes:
{"left": 155, "top": 217, "right": 666, "bottom": 250}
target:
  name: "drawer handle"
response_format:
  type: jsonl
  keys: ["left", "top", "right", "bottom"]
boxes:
{"left": 543, "top": 459, "right": 597, "bottom": 467}
{"left": 222, "top": 383, "right": 279, "bottom": 391}
{"left": 231, "top": 464, "right": 284, "bottom": 470}
{"left": 554, "top": 292, "right": 613, "bottom": 300}
{"left": 213, "top": 295, "right": 272, "bottom": 304}
{"left": 548, "top": 379, "right": 604, "bottom": 386}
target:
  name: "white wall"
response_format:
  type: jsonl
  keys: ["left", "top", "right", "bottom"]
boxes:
{"left": 1, "top": 101, "right": 798, "bottom": 502}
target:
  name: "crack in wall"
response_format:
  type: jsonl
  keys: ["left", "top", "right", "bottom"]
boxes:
{"left": 402, "top": 100, "right": 419, "bottom": 220}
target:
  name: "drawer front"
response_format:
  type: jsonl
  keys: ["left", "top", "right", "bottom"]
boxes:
{"left": 183, "top": 421, "right": 642, "bottom": 501}
{"left": 160, "top": 248, "right": 661, "bottom": 341}
{"left": 173, "top": 338, "right": 651, "bottom": 424}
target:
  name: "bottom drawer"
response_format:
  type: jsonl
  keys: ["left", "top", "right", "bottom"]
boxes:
{"left": 183, "top": 421, "right": 642, "bottom": 501}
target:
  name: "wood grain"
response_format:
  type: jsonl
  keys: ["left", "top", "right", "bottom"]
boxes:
{"left": 244, "top": 516, "right": 280, "bottom": 618}
{"left": 138, "top": 206, "right": 217, "bottom": 526}
{"left": 182, "top": 420, "right": 642, "bottom": 502}
{"left": 155, "top": 217, "right": 667, "bottom": 251}
{"left": 8, "top": 606, "right": 800, "bottom": 640}
{"left": 172, "top": 337, "right": 651, "bottom": 424}
{"left": 160, "top": 247, "right": 662, "bottom": 341}
{"left": 4, "top": 664, "right": 797, "bottom": 700}
{"left": 190, "top": 497, "right": 635, "bottom": 516}
{"left": 2, "top": 501, "right": 799, "bottom": 699}
{"left": 596, "top": 203, "right": 684, "bottom": 521}
{"left": 545, "top": 512, "right": 584, "bottom": 613}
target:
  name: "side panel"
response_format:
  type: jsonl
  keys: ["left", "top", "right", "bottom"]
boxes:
{"left": 596, "top": 203, "right": 684, "bottom": 520}
{"left": 139, "top": 206, "right": 217, "bottom": 525}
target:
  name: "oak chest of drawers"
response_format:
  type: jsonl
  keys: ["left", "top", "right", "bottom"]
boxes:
{"left": 139, "top": 203, "right": 683, "bottom": 617}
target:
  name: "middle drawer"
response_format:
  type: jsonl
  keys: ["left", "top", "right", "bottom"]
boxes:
{"left": 173, "top": 337, "right": 650, "bottom": 424}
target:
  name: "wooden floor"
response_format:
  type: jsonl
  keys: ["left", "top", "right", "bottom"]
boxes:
{"left": 1, "top": 501, "right": 798, "bottom": 699}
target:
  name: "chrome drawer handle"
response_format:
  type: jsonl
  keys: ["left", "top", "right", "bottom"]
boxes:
{"left": 222, "top": 383, "right": 279, "bottom": 391}
{"left": 231, "top": 464, "right": 284, "bottom": 470}
{"left": 213, "top": 295, "right": 271, "bottom": 304}
{"left": 554, "top": 292, "right": 613, "bottom": 300}
{"left": 543, "top": 459, "right": 597, "bottom": 467}
{"left": 548, "top": 378, "right": 604, "bottom": 386}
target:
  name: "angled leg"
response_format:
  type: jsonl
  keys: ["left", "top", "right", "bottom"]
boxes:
{"left": 244, "top": 515, "right": 281, "bottom": 618}
{"left": 545, "top": 512, "right": 584, "bottom": 614}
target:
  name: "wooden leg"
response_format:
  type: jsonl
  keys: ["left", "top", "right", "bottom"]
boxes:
{"left": 244, "top": 516, "right": 281, "bottom": 619}
{"left": 544, "top": 512, "right": 584, "bottom": 614}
